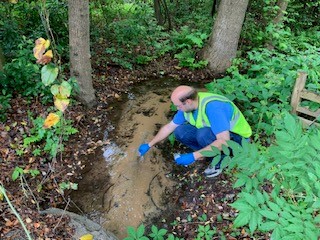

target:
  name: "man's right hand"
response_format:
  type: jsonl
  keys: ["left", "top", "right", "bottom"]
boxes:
{"left": 138, "top": 143, "right": 150, "bottom": 156}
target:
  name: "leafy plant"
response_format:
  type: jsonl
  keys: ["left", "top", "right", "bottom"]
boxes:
{"left": 148, "top": 225, "right": 167, "bottom": 240}
{"left": 12, "top": 166, "right": 40, "bottom": 181}
{"left": 196, "top": 224, "right": 216, "bottom": 240}
{"left": 20, "top": 114, "right": 77, "bottom": 159}
{"left": 213, "top": 112, "right": 320, "bottom": 239}
{"left": 0, "top": 89, "right": 12, "bottom": 122}
{"left": 124, "top": 224, "right": 149, "bottom": 240}
{"left": 58, "top": 181, "right": 78, "bottom": 195}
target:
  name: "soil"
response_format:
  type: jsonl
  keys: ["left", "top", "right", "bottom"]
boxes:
{"left": 0, "top": 55, "right": 269, "bottom": 239}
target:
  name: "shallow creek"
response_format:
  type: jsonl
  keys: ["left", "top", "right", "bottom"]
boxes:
{"left": 70, "top": 80, "right": 185, "bottom": 239}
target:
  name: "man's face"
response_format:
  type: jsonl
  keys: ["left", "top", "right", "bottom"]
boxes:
{"left": 173, "top": 99, "right": 194, "bottom": 112}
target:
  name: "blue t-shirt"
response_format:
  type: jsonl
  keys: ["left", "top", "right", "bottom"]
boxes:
{"left": 172, "top": 101, "right": 233, "bottom": 135}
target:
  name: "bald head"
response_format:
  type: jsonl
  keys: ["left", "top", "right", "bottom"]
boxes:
{"left": 171, "top": 85, "right": 198, "bottom": 112}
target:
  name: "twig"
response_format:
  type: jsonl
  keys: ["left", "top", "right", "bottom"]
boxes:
{"left": 21, "top": 175, "right": 40, "bottom": 212}
{"left": 146, "top": 172, "right": 163, "bottom": 211}
{"left": 308, "top": 113, "right": 320, "bottom": 127}
{"left": 0, "top": 184, "right": 33, "bottom": 240}
{"left": 52, "top": 197, "right": 71, "bottom": 233}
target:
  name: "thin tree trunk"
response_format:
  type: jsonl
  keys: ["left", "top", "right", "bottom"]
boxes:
{"left": 68, "top": 0, "right": 96, "bottom": 107}
{"left": 273, "top": 0, "right": 289, "bottom": 24}
{"left": 202, "top": 0, "right": 249, "bottom": 73}
{"left": 154, "top": 0, "right": 164, "bottom": 25}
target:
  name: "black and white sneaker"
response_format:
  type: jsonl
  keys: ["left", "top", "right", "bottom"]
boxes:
{"left": 204, "top": 165, "right": 222, "bottom": 178}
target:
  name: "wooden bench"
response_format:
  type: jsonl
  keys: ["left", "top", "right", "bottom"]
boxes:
{"left": 291, "top": 71, "right": 320, "bottom": 127}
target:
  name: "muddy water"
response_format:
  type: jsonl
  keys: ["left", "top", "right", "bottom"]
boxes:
{"left": 70, "top": 82, "right": 181, "bottom": 239}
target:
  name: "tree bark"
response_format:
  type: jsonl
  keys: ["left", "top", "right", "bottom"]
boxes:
{"left": 202, "top": 0, "right": 249, "bottom": 73}
{"left": 68, "top": 0, "right": 96, "bottom": 107}
{"left": 273, "top": 0, "right": 289, "bottom": 24}
{"left": 154, "top": 0, "right": 164, "bottom": 25}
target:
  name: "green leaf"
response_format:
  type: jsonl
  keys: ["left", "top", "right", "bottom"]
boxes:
{"left": 151, "top": 225, "right": 157, "bottom": 233}
{"left": 136, "top": 224, "right": 145, "bottom": 237}
{"left": 241, "top": 192, "right": 258, "bottom": 207}
{"left": 305, "top": 227, "right": 318, "bottom": 240}
{"left": 158, "top": 228, "right": 167, "bottom": 235}
{"left": 271, "top": 226, "right": 282, "bottom": 240}
{"left": 51, "top": 84, "right": 59, "bottom": 95}
{"left": 12, "top": 167, "right": 23, "bottom": 181}
{"left": 201, "top": 150, "right": 218, "bottom": 157}
{"left": 259, "top": 210, "right": 278, "bottom": 220}
{"left": 127, "top": 226, "right": 136, "bottom": 237}
{"left": 312, "top": 199, "right": 320, "bottom": 209}
{"left": 41, "top": 64, "right": 58, "bottom": 86}
{"left": 307, "top": 172, "right": 317, "bottom": 182}
{"left": 60, "top": 81, "right": 72, "bottom": 97}
{"left": 267, "top": 201, "right": 282, "bottom": 213}
{"left": 259, "top": 221, "right": 278, "bottom": 231}
{"left": 278, "top": 217, "right": 289, "bottom": 227}
{"left": 222, "top": 145, "right": 230, "bottom": 156}
{"left": 233, "top": 211, "right": 251, "bottom": 228}
{"left": 233, "top": 177, "right": 247, "bottom": 188}
{"left": 249, "top": 211, "right": 258, "bottom": 233}
{"left": 283, "top": 113, "right": 298, "bottom": 136}
{"left": 230, "top": 200, "right": 253, "bottom": 211}
{"left": 255, "top": 190, "right": 265, "bottom": 205}
{"left": 284, "top": 224, "right": 304, "bottom": 233}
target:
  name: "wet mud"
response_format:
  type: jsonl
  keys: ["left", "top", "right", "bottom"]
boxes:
{"left": 70, "top": 83, "right": 180, "bottom": 239}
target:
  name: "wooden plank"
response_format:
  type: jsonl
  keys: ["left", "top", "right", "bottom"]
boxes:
{"left": 291, "top": 71, "right": 308, "bottom": 114}
{"left": 299, "top": 116, "right": 320, "bottom": 127}
{"left": 300, "top": 89, "right": 320, "bottom": 104}
{"left": 296, "top": 106, "right": 320, "bottom": 118}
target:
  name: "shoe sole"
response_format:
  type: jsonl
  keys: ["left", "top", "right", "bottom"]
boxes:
{"left": 204, "top": 170, "right": 222, "bottom": 178}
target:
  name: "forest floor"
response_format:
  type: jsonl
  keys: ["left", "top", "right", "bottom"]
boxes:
{"left": 0, "top": 55, "right": 268, "bottom": 239}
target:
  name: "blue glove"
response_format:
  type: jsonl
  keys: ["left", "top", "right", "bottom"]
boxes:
{"left": 138, "top": 143, "right": 150, "bottom": 156}
{"left": 175, "top": 153, "right": 195, "bottom": 166}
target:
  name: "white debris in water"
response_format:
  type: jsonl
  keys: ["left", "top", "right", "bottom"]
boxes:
{"left": 102, "top": 142, "right": 126, "bottom": 163}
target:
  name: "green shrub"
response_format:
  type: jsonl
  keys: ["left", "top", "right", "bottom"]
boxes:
{"left": 219, "top": 112, "right": 320, "bottom": 240}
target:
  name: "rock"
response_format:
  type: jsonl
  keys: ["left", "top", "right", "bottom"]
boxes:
{"left": 40, "top": 208, "right": 118, "bottom": 240}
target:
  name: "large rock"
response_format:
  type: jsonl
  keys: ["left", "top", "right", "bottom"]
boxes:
{"left": 41, "top": 208, "right": 118, "bottom": 240}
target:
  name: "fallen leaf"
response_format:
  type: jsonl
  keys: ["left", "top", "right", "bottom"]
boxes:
{"left": 79, "top": 233, "right": 93, "bottom": 240}
{"left": 34, "top": 222, "right": 41, "bottom": 228}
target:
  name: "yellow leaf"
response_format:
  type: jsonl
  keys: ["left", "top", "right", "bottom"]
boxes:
{"left": 33, "top": 38, "right": 50, "bottom": 60}
{"left": 0, "top": 192, "right": 3, "bottom": 201}
{"left": 44, "top": 50, "right": 53, "bottom": 58}
{"left": 43, "top": 113, "right": 60, "bottom": 129}
{"left": 79, "top": 234, "right": 93, "bottom": 240}
{"left": 36, "top": 50, "right": 53, "bottom": 65}
{"left": 9, "top": 0, "right": 18, "bottom": 3}
{"left": 54, "top": 95, "right": 70, "bottom": 112}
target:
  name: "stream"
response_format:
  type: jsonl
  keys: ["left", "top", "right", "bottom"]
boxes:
{"left": 69, "top": 79, "right": 187, "bottom": 239}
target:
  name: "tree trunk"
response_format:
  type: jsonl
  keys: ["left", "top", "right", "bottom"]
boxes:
{"left": 154, "top": 0, "right": 164, "bottom": 25}
{"left": 202, "top": 0, "right": 249, "bottom": 73}
{"left": 68, "top": 0, "right": 96, "bottom": 107}
{"left": 273, "top": 0, "right": 289, "bottom": 24}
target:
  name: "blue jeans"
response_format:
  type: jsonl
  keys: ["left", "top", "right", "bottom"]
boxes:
{"left": 174, "top": 124, "right": 245, "bottom": 168}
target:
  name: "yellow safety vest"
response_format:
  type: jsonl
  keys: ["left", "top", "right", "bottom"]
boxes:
{"left": 183, "top": 92, "right": 252, "bottom": 138}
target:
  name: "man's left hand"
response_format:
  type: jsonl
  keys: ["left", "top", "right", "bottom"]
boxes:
{"left": 175, "top": 153, "right": 195, "bottom": 166}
